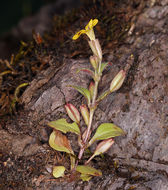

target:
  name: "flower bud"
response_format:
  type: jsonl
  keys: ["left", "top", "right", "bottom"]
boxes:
{"left": 88, "top": 39, "right": 102, "bottom": 61}
{"left": 80, "top": 104, "right": 90, "bottom": 126}
{"left": 65, "top": 103, "right": 80, "bottom": 123}
{"left": 85, "top": 138, "right": 114, "bottom": 164}
{"left": 90, "top": 55, "right": 98, "bottom": 70}
{"left": 95, "top": 39, "right": 102, "bottom": 61}
{"left": 89, "top": 81, "right": 95, "bottom": 99}
{"left": 94, "top": 138, "right": 114, "bottom": 156}
{"left": 110, "top": 70, "right": 126, "bottom": 92}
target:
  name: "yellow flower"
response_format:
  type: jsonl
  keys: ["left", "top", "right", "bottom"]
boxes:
{"left": 72, "top": 19, "right": 98, "bottom": 41}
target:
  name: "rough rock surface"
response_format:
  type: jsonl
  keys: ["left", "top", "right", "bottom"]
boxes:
{"left": 1, "top": 0, "right": 168, "bottom": 189}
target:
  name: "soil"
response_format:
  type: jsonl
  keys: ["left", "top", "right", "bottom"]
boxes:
{"left": 0, "top": 0, "right": 168, "bottom": 189}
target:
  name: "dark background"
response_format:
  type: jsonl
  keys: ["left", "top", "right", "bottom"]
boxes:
{"left": 0, "top": 0, "right": 56, "bottom": 36}
{"left": 0, "top": 0, "right": 81, "bottom": 59}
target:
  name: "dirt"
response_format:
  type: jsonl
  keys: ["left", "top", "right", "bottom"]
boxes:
{"left": 0, "top": 0, "right": 168, "bottom": 189}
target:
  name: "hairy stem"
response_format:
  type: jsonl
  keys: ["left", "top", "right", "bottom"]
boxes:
{"left": 78, "top": 109, "right": 94, "bottom": 160}
{"left": 84, "top": 108, "right": 94, "bottom": 143}
{"left": 83, "top": 80, "right": 98, "bottom": 143}
{"left": 77, "top": 75, "right": 100, "bottom": 161}
{"left": 76, "top": 40, "right": 102, "bottom": 165}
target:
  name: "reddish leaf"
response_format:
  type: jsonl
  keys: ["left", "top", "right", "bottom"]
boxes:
{"left": 49, "top": 130, "right": 74, "bottom": 155}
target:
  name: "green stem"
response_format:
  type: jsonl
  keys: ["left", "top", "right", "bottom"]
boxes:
{"left": 98, "top": 60, "right": 101, "bottom": 74}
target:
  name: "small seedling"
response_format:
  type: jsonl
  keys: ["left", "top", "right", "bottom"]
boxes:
{"left": 48, "top": 19, "right": 125, "bottom": 181}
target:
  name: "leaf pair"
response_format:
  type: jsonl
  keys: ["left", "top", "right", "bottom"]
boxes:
{"left": 52, "top": 165, "right": 102, "bottom": 181}
{"left": 48, "top": 119, "right": 80, "bottom": 168}
{"left": 48, "top": 118, "right": 81, "bottom": 170}
{"left": 48, "top": 119, "right": 125, "bottom": 160}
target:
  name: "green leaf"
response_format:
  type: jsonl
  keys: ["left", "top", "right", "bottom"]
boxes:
{"left": 89, "top": 81, "right": 95, "bottom": 99}
{"left": 100, "top": 62, "right": 109, "bottom": 73}
{"left": 69, "top": 85, "right": 91, "bottom": 105}
{"left": 53, "top": 166, "right": 65, "bottom": 178}
{"left": 49, "top": 130, "right": 74, "bottom": 155}
{"left": 80, "top": 174, "right": 92, "bottom": 181}
{"left": 48, "top": 119, "right": 80, "bottom": 135}
{"left": 88, "top": 123, "right": 125, "bottom": 146}
{"left": 76, "top": 165, "right": 102, "bottom": 176}
{"left": 76, "top": 68, "right": 94, "bottom": 78}
{"left": 96, "top": 90, "right": 111, "bottom": 103}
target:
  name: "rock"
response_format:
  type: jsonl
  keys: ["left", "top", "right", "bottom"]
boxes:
{"left": 0, "top": 130, "right": 13, "bottom": 153}
{"left": 0, "top": 130, "right": 41, "bottom": 156}
{"left": 2, "top": 0, "right": 168, "bottom": 189}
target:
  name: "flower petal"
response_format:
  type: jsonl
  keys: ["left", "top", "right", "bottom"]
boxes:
{"left": 85, "top": 19, "right": 98, "bottom": 31}
{"left": 72, "top": 19, "right": 98, "bottom": 40}
{"left": 92, "top": 19, "right": 98, "bottom": 27}
{"left": 85, "top": 19, "right": 93, "bottom": 30}
{"left": 72, "top": 29, "right": 86, "bottom": 40}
